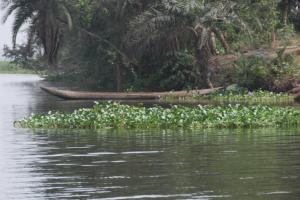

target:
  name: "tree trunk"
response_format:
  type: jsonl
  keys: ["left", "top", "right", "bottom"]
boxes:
{"left": 211, "top": 27, "right": 230, "bottom": 54}
{"left": 47, "top": 57, "right": 58, "bottom": 72}
{"left": 41, "top": 14, "right": 61, "bottom": 71}
{"left": 195, "top": 37, "right": 214, "bottom": 89}
{"left": 116, "top": 59, "right": 123, "bottom": 92}
{"left": 209, "top": 31, "right": 218, "bottom": 55}
{"left": 282, "top": 0, "right": 289, "bottom": 26}
{"left": 271, "top": 28, "right": 276, "bottom": 48}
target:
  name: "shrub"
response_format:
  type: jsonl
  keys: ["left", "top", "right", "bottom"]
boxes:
{"left": 233, "top": 50, "right": 297, "bottom": 91}
{"left": 134, "top": 51, "right": 198, "bottom": 91}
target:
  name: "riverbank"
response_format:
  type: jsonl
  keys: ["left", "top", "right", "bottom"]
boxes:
{"left": 16, "top": 102, "right": 300, "bottom": 129}
{"left": 0, "top": 61, "right": 37, "bottom": 74}
{"left": 163, "top": 89, "right": 296, "bottom": 105}
{"left": 40, "top": 85, "right": 297, "bottom": 105}
{"left": 2, "top": 74, "right": 300, "bottom": 199}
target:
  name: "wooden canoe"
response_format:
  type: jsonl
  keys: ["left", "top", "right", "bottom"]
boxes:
{"left": 295, "top": 94, "right": 300, "bottom": 103}
{"left": 290, "top": 86, "right": 300, "bottom": 94}
{"left": 40, "top": 86, "right": 222, "bottom": 100}
{"left": 288, "top": 86, "right": 300, "bottom": 103}
{"left": 295, "top": 91, "right": 300, "bottom": 103}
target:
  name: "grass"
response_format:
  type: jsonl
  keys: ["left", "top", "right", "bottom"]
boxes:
{"left": 0, "top": 61, "right": 37, "bottom": 74}
{"left": 162, "top": 90, "right": 294, "bottom": 105}
{"left": 16, "top": 102, "right": 300, "bottom": 130}
{"left": 206, "top": 90, "right": 294, "bottom": 104}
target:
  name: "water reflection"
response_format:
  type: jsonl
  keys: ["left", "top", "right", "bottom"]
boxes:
{"left": 0, "top": 74, "right": 300, "bottom": 199}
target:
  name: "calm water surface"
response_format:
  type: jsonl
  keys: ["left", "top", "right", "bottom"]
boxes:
{"left": 0, "top": 74, "right": 300, "bottom": 200}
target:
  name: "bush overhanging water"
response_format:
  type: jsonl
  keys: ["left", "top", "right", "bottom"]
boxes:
{"left": 16, "top": 102, "right": 300, "bottom": 129}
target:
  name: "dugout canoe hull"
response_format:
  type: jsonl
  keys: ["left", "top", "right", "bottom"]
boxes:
{"left": 40, "top": 86, "right": 222, "bottom": 100}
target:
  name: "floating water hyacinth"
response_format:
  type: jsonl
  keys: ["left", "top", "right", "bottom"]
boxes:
{"left": 16, "top": 102, "right": 300, "bottom": 130}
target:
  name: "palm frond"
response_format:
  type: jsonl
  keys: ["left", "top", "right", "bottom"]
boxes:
{"left": 61, "top": 4, "right": 73, "bottom": 30}
{"left": 12, "top": 6, "right": 33, "bottom": 46}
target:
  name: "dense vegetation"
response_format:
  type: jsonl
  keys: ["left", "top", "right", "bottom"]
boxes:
{"left": 16, "top": 102, "right": 300, "bottom": 129}
{"left": 206, "top": 90, "right": 294, "bottom": 104}
{"left": 0, "top": 61, "right": 36, "bottom": 74}
{"left": 162, "top": 89, "right": 294, "bottom": 104}
{"left": 2, "top": 0, "right": 300, "bottom": 91}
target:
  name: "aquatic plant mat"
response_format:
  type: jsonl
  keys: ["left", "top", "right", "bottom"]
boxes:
{"left": 16, "top": 102, "right": 300, "bottom": 129}
{"left": 163, "top": 90, "right": 295, "bottom": 105}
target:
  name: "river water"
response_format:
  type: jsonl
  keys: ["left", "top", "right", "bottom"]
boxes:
{"left": 0, "top": 74, "right": 300, "bottom": 200}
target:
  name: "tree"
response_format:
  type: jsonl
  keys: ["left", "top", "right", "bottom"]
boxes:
{"left": 281, "top": 0, "right": 300, "bottom": 29}
{"left": 126, "top": 0, "right": 243, "bottom": 88}
{"left": 3, "top": 44, "right": 42, "bottom": 70}
{"left": 1, "top": 0, "right": 73, "bottom": 70}
{"left": 61, "top": 0, "right": 156, "bottom": 91}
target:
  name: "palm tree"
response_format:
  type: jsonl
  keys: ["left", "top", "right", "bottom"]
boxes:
{"left": 1, "top": 0, "right": 72, "bottom": 70}
{"left": 126, "top": 0, "right": 244, "bottom": 88}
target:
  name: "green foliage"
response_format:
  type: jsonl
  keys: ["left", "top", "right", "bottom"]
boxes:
{"left": 234, "top": 0, "right": 281, "bottom": 45}
{"left": 1, "top": 0, "right": 73, "bottom": 69}
{"left": 2, "top": 44, "right": 43, "bottom": 70}
{"left": 272, "top": 48, "right": 296, "bottom": 77}
{"left": 225, "top": 0, "right": 299, "bottom": 49}
{"left": 161, "top": 88, "right": 294, "bottom": 105}
{"left": 207, "top": 90, "right": 293, "bottom": 105}
{"left": 276, "top": 24, "right": 297, "bottom": 44}
{"left": 0, "top": 61, "right": 37, "bottom": 74}
{"left": 159, "top": 52, "right": 197, "bottom": 90}
{"left": 224, "top": 84, "right": 247, "bottom": 94}
{"left": 234, "top": 56, "right": 272, "bottom": 89}
{"left": 17, "top": 102, "right": 300, "bottom": 129}
{"left": 2, "top": 0, "right": 300, "bottom": 91}
{"left": 233, "top": 51, "right": 297, "bottom": 90}
{"left": 133, "top": 51, "right": 197, "bottom": 91}
{"left": 73, "top": 0, "right": 93, "bottom": 25}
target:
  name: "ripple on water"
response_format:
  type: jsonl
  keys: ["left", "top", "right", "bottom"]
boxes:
{"left": 1, "top": 75, "right": 300, "bottom": 199}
